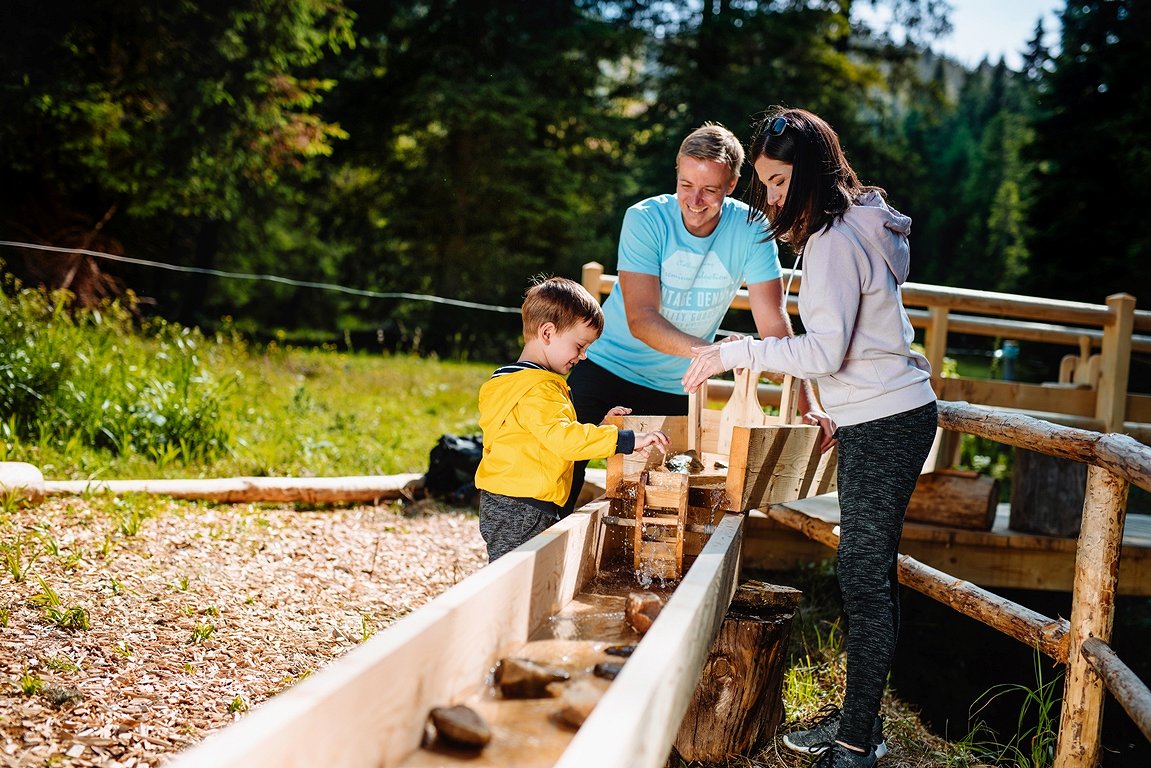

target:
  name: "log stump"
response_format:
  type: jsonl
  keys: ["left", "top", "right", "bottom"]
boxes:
{"left": 673, "top": 580, "right": 801, "bottom": 762}
{"left": 1009, "top": 448, "right": 1087, "bottom": 537}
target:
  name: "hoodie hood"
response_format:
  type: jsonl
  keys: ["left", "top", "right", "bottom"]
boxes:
{"left": 841, "top": 190, "right": 913, "bottom": 284}
{"left": 478, "top": 367, "right": 560, "bottom": 435}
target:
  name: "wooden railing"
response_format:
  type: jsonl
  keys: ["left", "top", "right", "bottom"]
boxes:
{"left": 580, "top": 262, "right": 1151, "bottom": 764}
{"left": 580, "top": 262, "right": 1151, "bottom": 442}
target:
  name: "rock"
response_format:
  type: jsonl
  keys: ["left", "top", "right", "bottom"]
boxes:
{"left": 604, "top": 644, "right": 636, "bottom": 657}
{"left": 493, "top": 657, "right": 569, "bottom": 698}
{"left": 552, "top": 679, "right": 603, "bottom": 728}
{"left": 625, "top": 591, "right": 664, "bottom": 634}
{"left": 429, "top": 705, "right": 491, "bottom": 749}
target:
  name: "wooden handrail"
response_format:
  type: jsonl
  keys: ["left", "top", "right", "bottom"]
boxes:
{"left": 583, "top": 266, "right": 1151, "bottom": 353}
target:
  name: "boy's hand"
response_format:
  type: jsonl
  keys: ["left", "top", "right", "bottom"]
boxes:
{"left": 601, "top": 406, "right": 633, "bottom": 424}
{"left": 632, "top": 429, "right": 670, "bottom": 457}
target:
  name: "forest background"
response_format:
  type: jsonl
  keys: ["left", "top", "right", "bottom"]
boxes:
{"left": 1, "top": 0, "right": 1148, "bottom": 372}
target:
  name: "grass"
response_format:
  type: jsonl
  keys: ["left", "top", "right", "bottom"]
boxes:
{"left": 1, "top": 282, "right": 491, "bottom": 480}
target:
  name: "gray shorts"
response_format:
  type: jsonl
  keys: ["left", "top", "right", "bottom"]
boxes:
{"left": 478, "top": 491, "right": 560, "bottom": 562}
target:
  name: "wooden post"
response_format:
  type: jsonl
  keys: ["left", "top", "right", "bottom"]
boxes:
{"left": 1095, "top": 293, "right": 1135, "bottom": 432}
{"left": 673, "top": 581, "right": 801, "bottom": 762}
{"left": 1054, "top": 465, "right": 1129, "bottom": 768}
{"left": 926, "top": 305, "right": 949, "bottom": 385}
{"left": 582, "top": 261, "right": 605, "bottom": 301}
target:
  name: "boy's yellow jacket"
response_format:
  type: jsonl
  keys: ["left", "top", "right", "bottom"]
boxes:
{"left": 475, "top": 366, "right": 627, "bottom": 505}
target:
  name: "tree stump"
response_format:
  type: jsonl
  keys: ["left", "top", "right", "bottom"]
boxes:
{"left": 1009, "top": 448, "right": 1087, "bottom": 537}
{"left": 673, "top": 580, "right": 801, "bottom": 762}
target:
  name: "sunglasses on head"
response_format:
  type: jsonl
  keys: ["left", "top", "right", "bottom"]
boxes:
{"left": 763, "top": 116, "right": 788, "bottom": 136}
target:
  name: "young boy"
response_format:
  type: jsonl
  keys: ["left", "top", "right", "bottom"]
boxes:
{"left": 475, "top": 276, "right": 669, "bottom": 562}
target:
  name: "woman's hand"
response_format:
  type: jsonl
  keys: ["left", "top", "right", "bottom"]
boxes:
{"left": 682, "top": 342, "right": 731, "bottom": 393}
{"left": 802, "top": 409, "right": 838, "bottom": 453}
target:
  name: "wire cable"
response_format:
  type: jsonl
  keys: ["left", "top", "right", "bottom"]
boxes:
{"left": 0, "top": 240, "right": 521, "bottom": 314}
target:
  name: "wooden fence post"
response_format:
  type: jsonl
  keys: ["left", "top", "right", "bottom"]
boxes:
{"left": 582, "top": 261, "right": 605, "bottom": 301}
{"left": 1054, "top": 465, "right": 1130, "bottom": 768}
{"left": 1095, "top": 293, "right": 1135, "bottom": 432}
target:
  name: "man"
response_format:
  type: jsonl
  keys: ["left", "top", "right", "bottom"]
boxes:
{"left": 563, "top": 122, "right": 819, "bottom": 516}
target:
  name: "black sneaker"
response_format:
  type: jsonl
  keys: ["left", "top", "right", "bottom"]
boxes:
{"left": 811, "top": 743, "right": 878, "bottom": 767}
{"left": 781, "top": 705, "right": 887, "bottom": 758}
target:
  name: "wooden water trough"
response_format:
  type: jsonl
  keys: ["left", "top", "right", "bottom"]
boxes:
{"left": 164, "top": 501, "right": 747, "bottom": 768}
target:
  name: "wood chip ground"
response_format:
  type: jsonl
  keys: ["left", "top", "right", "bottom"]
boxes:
{"left": 0, "top": 495, "right": 485, "bottom": 767}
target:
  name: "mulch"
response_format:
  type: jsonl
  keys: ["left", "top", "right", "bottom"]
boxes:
{"left": 0, "top": 494, "right": 485, "bottom": 767}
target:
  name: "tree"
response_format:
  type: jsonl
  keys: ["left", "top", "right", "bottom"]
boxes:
{"left": 1023, "top": 0, "right": 1151, "bottom": 303}
{"left": 0, "top": 0, "right": 354, "bottom": 320}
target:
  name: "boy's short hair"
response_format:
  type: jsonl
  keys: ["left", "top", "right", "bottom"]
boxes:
{"left": 677, "top": 122, "right": 744, "bottom": 182}
{"left": 522, "top": 276, "right": 604, "bottom": 337}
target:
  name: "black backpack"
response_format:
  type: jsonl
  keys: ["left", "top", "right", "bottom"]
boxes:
{"left": 424, "top": 434, "right": 483, "bottom": 505}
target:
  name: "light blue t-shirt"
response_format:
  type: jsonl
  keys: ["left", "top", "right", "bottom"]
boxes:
{"left": 588, "top": 194, "right": 782, "bottom": 394}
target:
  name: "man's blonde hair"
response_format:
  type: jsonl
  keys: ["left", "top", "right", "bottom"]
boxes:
{"left": 522, "top": 276, "right": 604, "bottom": 337}
{"left": 677, "top": 122, "right": 744, "bottom": 182}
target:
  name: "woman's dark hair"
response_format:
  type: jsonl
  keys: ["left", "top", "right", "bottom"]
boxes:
{"left": 745, "top": 106, "right": 883, "bottom": 251}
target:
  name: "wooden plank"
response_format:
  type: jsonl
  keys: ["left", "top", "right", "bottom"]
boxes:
{"left": 1096, "top": 294, "right": 1136, "bottom": 432}
{"left": 166, "top": 502, "right": 609, "bottom": 768}
{"left": 741, "top": 502, "right": 1151, "bottom": 596}
{"left": 556, "top": 514, "right": 744, "bottom": 768}
{"left": 605, "top": 415, "right": 688, "bottom": 494}
{"left": 937, "top": 378, "right": 1098, "bottom": 417}
{"left": 716, "top": 369, "right": 765, "bottom": 455}
{"left": 725, "top": 424, "right": 832, "bottom": 511}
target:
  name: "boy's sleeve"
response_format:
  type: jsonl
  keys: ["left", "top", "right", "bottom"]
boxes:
{"left": 519, "top": 384, "right": 620, "bottom": 461}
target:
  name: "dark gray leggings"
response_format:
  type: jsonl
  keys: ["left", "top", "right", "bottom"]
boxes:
{"left": 834, "top": 401, "right": 938, "bottom": 750}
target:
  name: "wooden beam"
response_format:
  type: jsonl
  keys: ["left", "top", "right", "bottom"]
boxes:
{"left": 1096, "top": 294, "right": 1136, "bottom": 432}
{"left": 936, "top": 378, "right": 1098, "bottom": 417}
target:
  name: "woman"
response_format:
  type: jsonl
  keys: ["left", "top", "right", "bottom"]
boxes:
{"left": 682, "top": 107, "right": 938, "bottom": 768}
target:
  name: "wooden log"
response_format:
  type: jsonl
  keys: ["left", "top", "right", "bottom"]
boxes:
{"left": 906, "top": 469, "right": 998, "bottom": 530}
{"left": 1010, "top": 448, "right": 1087, "bottom": 537}
{"left": 42, "top": 474, "right": 426, "bottom": 504}
{"left": 1055, "top": 465, "right": 1129, "bottom": 768}
{"left": 765, "top": 505, "right": 1071, "bottom": 662}
{"left": 673, "top": 581, "right": 801, "bottom": 762}
{"left": 1080, "top": 636, "right": 1151, "bottom": 744}
{"left": 937, "top": 400, "right": 1151, "bottom": 494}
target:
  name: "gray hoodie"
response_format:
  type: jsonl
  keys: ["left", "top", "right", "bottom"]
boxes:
{"left": 719, "top": 191, "right": 936, "bottom": 426}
